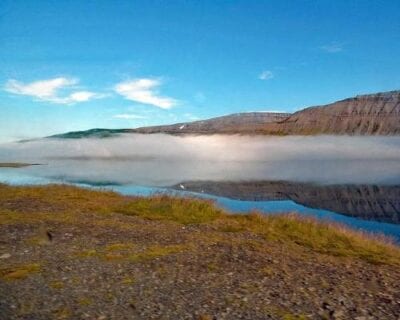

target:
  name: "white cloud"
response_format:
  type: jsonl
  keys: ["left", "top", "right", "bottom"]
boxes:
{"left": 5, "top": 77, "right": 77, "bottom": 99}
{"left": 258, "top": 70, "right": 274, "bottom": 80}
{"left": 113, "top": 114, "right": 147, "bottom": 120}
{"left": 320, "top": 43, "right": 343, "bottom": 53}
{"left": 4, "top": 77, "right": 102, "bottom": 104}
{"left": 68, "top": 91, "right": 98, "bottom": 102}
{"left": 114, "top": 78, "right": 177, "bottom": 109}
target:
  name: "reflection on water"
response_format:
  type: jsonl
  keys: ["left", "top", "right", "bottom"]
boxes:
{"left": 171, "top": 181, "right": 400, "bottom": 224}
{"left": 0, "top": 134, "right": 400, "bottom": 240}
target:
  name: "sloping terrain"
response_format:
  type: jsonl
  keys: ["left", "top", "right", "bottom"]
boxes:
{"left": 132, "top": 112, "right": 290, "bottom": 135}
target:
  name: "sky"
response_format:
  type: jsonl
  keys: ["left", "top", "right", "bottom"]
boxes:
{"left": 0, "top": 0, "right": 399, "bottom": 142}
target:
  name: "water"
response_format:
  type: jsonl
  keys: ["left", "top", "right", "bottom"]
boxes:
{"left": 1, "top": 134, "right": 400, "bottom": 240}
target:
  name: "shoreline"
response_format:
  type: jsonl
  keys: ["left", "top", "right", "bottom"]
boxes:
{"left": 0, "top": 162, "right": 44, "bottom": 168}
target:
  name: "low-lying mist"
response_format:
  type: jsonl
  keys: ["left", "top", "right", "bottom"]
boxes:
{"left": 0, "top": 134, "right": 399, "bottom": 186}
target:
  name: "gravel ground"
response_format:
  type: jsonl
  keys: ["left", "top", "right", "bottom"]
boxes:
{"left": 1, "top": 210, "right": 400, "bottom": 320}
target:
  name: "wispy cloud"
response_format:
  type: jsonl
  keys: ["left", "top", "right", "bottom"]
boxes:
{"left": 113, "top": 113, "right": 147, "bottom": 120}
{"left": 258, "top": 70, "right": 274, "bottom": 80}
{"left": 320, "top": 43, "right": 343, "bottom": 53}
{"left": 184, "top": 113, "right": 200, "bottom": 121}
{"left": 114, "top": 78, "right": 177, "bottom": 109}
{"left": 4, "top": 77, "right": 102, "bottom": 104}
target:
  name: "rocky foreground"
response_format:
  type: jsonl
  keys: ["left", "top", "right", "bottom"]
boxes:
{"left": 0, "top": 184, "right": 400, "bottom": 319}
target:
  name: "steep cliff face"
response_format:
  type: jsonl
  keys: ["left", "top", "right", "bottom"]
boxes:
{"left": 172, "top": 181, "right": 400, "bottom": 224}
{"left": 261, "top": 91, "right": 400, "bottom": 135}
{"left": 133, "top": 112, "right": 290, "bottom": 134}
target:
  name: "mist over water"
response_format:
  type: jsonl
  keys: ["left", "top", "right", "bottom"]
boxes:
{"left": 0, "top": 134, "right": 399, "bottom": 186}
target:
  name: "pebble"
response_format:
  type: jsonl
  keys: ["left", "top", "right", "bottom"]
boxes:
{"left": 0, "top": 253, "right": 11, "bottom": 259}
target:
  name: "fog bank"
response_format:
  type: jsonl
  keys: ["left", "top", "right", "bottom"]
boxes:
{"left": 0, "top": 134, "right": 399, "bottom": 186}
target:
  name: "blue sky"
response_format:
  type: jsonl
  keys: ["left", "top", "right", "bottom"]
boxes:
{"left": 1, "top": 0, "right": 399, "bottom": 142}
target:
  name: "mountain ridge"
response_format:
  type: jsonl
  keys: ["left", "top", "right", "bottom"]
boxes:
{"left": 50, "top": 90, "right": 400, "bottom": 138}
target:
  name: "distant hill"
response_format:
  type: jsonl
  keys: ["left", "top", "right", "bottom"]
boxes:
{"left": 50, "top": 90, "right": 400, "bottom": 138}
{"left": 131, "top": 112, "right": 290, "bottom": 135}
{"left": 50, "top": 128, "right": 135, "bottom": 139}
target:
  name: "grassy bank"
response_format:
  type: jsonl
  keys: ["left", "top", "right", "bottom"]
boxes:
{"left": 0, "top": 183, "right": 398, "bottom": 265}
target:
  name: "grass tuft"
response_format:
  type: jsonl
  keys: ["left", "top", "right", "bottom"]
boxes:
{"left": 49, "top": 280, "right": 64, "bottom": 289}
{"left": 0, "top": 263, "right": 41, "bottom": 280}
{"left": 115, "top": 194, "right": 224, "bottom": 224}
{"left": 105, "top": 243, "right": 135, "bottom": 251}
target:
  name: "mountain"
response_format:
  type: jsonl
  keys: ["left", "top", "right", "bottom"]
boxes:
{"left": 50, "top": 113, "right": 289, "bottom": 138}
{"left": 50, "top": 90, "right": 400, "bottom": 138}
{"left": 133, "top": 90, "right": 400, "bottom": 135}
{"left": 259, "top": 90, "right": 400, "bottom": 135}
{"left": 131, "top": 112, "right": 290, "bottom": 135}
{"left": 171, "top": 180, "right": 400, "bottom": 224}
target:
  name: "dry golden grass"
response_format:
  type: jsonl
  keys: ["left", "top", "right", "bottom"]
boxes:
{"left": 0, "top": 263, "right": 41, "bottom": 281}
{"left": 220, "top": 213, "right": 400, "bottom": 265}
{"left": 49, "top": 281, "right": 65, "bottom": 289}
{"left": 115, "top": 194, "right": 224, "bottom": 224}
{"left": 1, "top": 183, "right": 399, "bottom": 265}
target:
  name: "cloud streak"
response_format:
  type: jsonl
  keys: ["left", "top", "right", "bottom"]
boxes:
{"left": 113, "top": 114, "right": 147, "bottom": 120}
{"left": 4, "top": 77, "right": 102, "bottom": 104}
{"left": 114, "top": 78, "right": 177, "bottom": 109}
{"left": 258, "top": 70, "right": 274, "bottom": 80}
{"left": 320, "top": 43, "right": 343, "bottom": 53}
